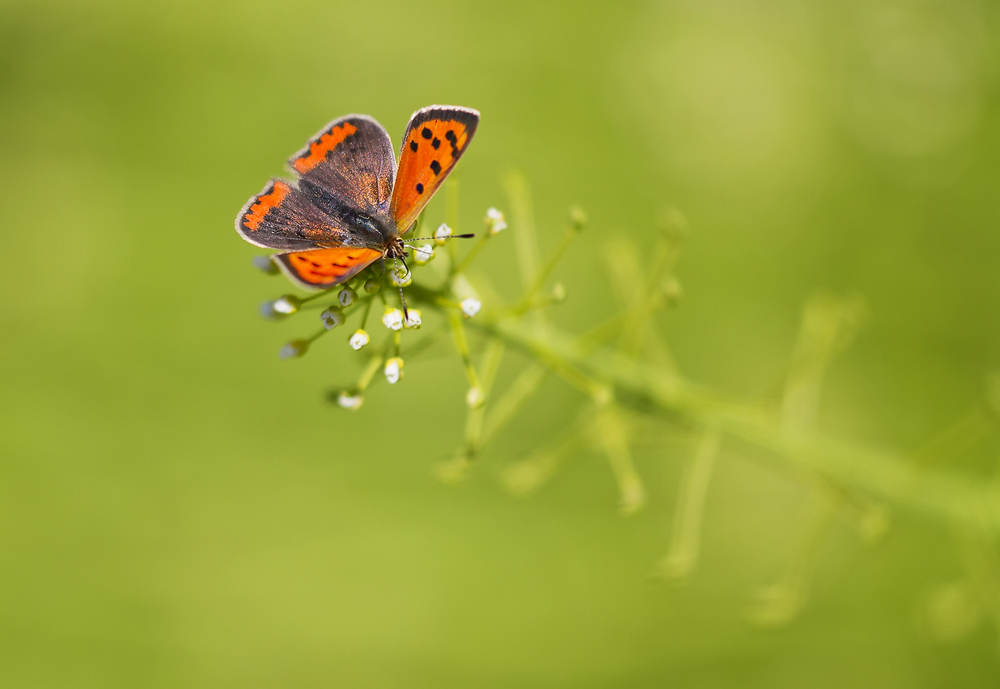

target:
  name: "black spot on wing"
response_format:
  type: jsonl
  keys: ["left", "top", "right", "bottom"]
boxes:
{"left": 416, "top": 183, "right": 424, "bottom": 194}
{"left": 421, "top": 127, "right": 432, "bottom": 139}
{"left": 444, "top": 129, "right": 460, "bottom": 156}
{"left": 409, "top": 140, "right": 418, "bottom": 152}
{"left": 432, "top": 138, "right": 440, "bottom": 149}
{"left": 430, "top": 160, "right": 441, "bottom": 175}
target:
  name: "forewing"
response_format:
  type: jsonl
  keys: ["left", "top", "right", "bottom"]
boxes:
{"left": 289, "top": 115, "right": 396, "bottom": 227}
{"left": 273, "top": 247, "right": 381, "bottom": 290}
{"left": 236, "top": 179, "right": 362, "bottom": 251}
{"left": 390, "top": 105, "right": 480, "bottom": 233}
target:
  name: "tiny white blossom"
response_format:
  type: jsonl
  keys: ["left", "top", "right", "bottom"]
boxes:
{"left": 337, "top": 391, "right": 364, "bottom": 410}
{"left": 460, "top": 297, "right": 481, "bottom": 318}
{"left": 403, "top": 309, "right": 422, "bottom": 329}
{"left": 466, "top": 386, "right": 484, "bottom": 408}
{"left": 384, "top": 357, "right": 404, "bottom": 384}
{"left": 273, "top": 295, "right": 301, "bottom": 314}
{"left": 320, "top": 308, "right": 345, "bottom": 329}
{"left": 382, "top": 306, "right": 403, "bottom": 331}
{"left": 338, "top": 287, "right": 357, "bottom": 307}
{"left": 280, "top": 340, "right": 308, "bottom": 359}
{"left": 434, "top": 223, "right": 452, "bottom": 246}
{"left": 486, "top": 207, "right": 507, "bottom": 234}
{"left": 349, "top": 329, "right": 369, "bottom": 350}
{"left": 412, "top": 244, "right": 434, "bottom": 265}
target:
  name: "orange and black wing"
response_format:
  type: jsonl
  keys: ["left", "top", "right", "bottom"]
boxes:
{"left": 390, "top": 105, "right": 479, "bottom": 234}
{"left": 273, "top": 247, "right": 382, "bottom": 290}
{"left": 289, "top": 115, "right": 396, "bottom": 230}
{"left": 236, "top": 179, "right": 355, "bottom": 251}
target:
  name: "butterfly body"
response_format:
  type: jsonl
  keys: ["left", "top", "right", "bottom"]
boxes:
{"left": 236, "top": 106, "right": 480, "bottom": 289}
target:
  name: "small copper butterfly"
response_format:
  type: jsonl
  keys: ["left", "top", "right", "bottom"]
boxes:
{"left": 236, "top": 105, "right": 480, "bottom": 289}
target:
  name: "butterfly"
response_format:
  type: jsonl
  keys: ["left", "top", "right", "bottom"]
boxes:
{"left": 236, "top": 105, "right": 480, "bottom": 290}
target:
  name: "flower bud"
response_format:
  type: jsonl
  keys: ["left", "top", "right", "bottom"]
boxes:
{"left": 403, "top": 309, "right": 422, "bottom": 329}
{"left": 259, "top": 300, "right": 286, "bottom": 320}
{"left": 552, "top": 283, "right": 566, "bottom": 303}
{"left": 252, "top": 255, "right": 279, "bottom": 275}
{"left": 390, "top": 267, "right": 412, "bottom": 287}
{"left": 280, "top": 340, "right": 309, "bottom": 359}
{"left": 486, "top": 207, "right": 507, "bottom": 234}
{"left": 412, "top": 244, "right": 434, "bottom": 265}
{"left": 320, "top": 307, "right": 345, "bottom": 329}
{"left": 384, "top": 357, "right": 404, "bottom": 384}
{"left": 364, "top": 277, "right": 381, "bottom": 294}
{"left": 460, "top": 297, "right": 481, "bottom": 318}
{"left": 337, "top": 391, "right": 364, "bottom": 410}
{"left": 272, "top": 294, "right": 301, "bottom": 315}
{"left": 466, "top": 386, "right": 485, "bottom": 409}
{"left": 434, "top": 223, "right": 453, "bottom": 246}
{"left": 338, "top": 287, "right": 357, "bottom": 307}
{"left": 349, "top": 329, "right": 369, "bottom": 350}
{"left": 382, "top": 306, "right": 403, "bottom": 331}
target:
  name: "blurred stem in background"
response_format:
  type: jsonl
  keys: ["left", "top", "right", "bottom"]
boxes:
{"left": 258, "top": 174, "right": 1000, "bottom": 637}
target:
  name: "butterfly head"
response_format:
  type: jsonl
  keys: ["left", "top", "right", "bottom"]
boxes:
{"left": 383, "top": 236, "right": 409, "bottom": 261}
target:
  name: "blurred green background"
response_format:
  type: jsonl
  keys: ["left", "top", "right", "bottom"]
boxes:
{"left": 3, "top": 0, "right": 1000, "bottom": 686}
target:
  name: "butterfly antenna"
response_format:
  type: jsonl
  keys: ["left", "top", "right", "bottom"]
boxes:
{"left": 403, "top": 233, "right": 475, "bottom": 245}
{"left": 393, "top": 257, "right": 410, "bottom": 321}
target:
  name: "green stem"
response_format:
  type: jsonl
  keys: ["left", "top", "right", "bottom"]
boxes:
{"left": 448, "top": 310, "right": 481, "bottom": 394}
{"left": 450, "top": 232, "right": 492, "bottom": 277}
{"left": 658, "top": 429, "right": 721, "bottom": 579}
{"left": 357, "top": 354, "right": 385, "bottom": 393}
{"left": 360, "top": 295, "right": 375, "bottom": 331}
{"left": 461, "top": 317, "right": 1000, "bottom": 533}
{"left": 517, "top": 223, "right": 580, "bottom": 307}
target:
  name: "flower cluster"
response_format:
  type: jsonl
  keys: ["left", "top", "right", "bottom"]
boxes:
{"left": 252, "top": 207, "right": 506, "bottom": 410}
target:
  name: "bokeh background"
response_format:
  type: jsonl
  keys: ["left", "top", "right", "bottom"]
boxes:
{"left": 3, "top": 0, "right": 1000, "bottom": 686}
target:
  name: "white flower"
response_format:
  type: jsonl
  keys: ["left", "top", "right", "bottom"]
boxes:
{"left": 460, "top": 297, "right": 481, "bottom": 318}
{"left": 337, "top": 391, "right": 363, "bottom": 410}
{"left": 486, "top": 207, "right": 507, "bottom": 234}
{"left": 403, "top": 309, "right": 422, "bottom": 329}
{"left": 384, "top": 357, "right": 404, "bottom": 384}
{"left": 273, "top": 295, "right": 301, "bottom": 314}
{"left": 382, "top": 306, "right": 403, "bottom": 331}
{"left": 434, "top": 223, "right": 453, "bottom": 246}
{"left": 320, "top": 308, "right": 345, "bottom": 329}
{"left": 349, "top": 329, "right": 369, "bottom": 350}
{"left": 466, "top": 386, "right": 484, "bottom": 408}
{"left": 412, "top": 244, "right": 434, "bottom": 265}
{"left": 280, "top": 340, "right": 308, "bottom": 358}
{"left": 338, "top": 287, "right": 357, "bottom": 307}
